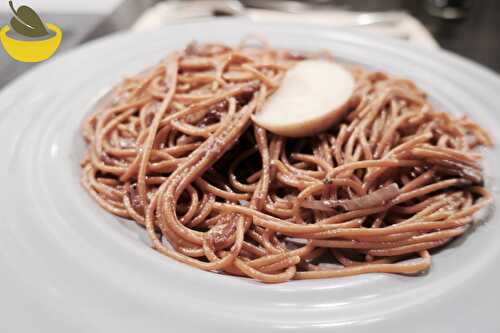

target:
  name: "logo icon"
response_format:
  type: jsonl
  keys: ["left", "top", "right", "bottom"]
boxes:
{"left": 0, "top": 1, "right": 62, "bottom": 62}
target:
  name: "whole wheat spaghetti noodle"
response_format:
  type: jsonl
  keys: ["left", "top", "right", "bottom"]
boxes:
{"left": 81, "top": 39, "right": 493, "bottom": 283}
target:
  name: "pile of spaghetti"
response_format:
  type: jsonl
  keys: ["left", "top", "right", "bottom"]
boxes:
{"left": 81, "top": 39, "right": 492, "bottom": 283}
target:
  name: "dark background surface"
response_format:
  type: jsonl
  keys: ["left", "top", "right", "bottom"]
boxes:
{"left": 0, "top": 0, "right": 499, "bottom": 89}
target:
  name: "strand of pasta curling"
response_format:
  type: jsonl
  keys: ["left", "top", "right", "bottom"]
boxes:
{"left": 81, "top": 39, "right": 493, "bottom": 283}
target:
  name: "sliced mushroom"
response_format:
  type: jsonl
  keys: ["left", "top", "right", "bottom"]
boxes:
{"left": 252, "top": 59, "right": 355, "bottom": 137}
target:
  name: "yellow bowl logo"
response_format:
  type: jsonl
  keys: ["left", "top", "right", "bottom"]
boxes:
{"left": 1, "top": 1, "right": 62, "bottom": 63}
{"left": 1, "top": 23, "right": 62, "bottom": 62}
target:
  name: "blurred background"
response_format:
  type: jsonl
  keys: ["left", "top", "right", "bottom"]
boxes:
{"left": 0, "top": 0, "right": 498, "bottom": 89}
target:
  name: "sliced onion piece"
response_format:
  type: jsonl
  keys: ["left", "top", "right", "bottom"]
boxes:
{"left": 302, "top": 183, "right": 400, "bottom": 212}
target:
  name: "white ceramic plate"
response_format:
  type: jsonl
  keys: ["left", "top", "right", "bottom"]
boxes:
{"left": 0, "top": 18, "right": 499, "bottom": 332}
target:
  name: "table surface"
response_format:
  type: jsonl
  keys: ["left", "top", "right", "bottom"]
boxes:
{"left": 0, "top": 0, "right": 499, "bottom": 90}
